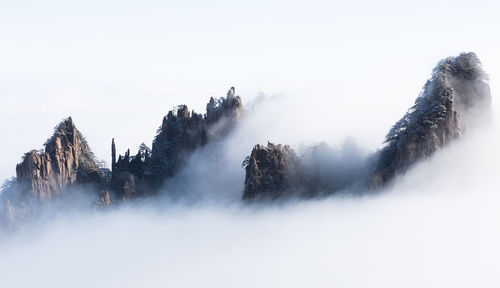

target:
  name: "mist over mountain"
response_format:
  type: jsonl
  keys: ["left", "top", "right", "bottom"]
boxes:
{"left": 241, "top": 52, "right": 492, "bottom": 200}
{"left": 0, "top": 52, "right": 493, "bottom": 229}
{"left": 0, "top": 50, "right": 497, "bottom": 288}
{"left": 1, "top": 0, "right": 500, "bottom": 285}
{"left": 371, "top": 52, "right": 491, "bottom": 187}
{"left": 1, "top": 121, "right": 500, "bottom": 287}
{"left": 110, "top": 87, "right": 243, "bottom": 200}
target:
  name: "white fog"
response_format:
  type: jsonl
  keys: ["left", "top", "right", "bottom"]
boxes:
{"left": 1, "top": 0, "right": 499, "bottom": 287}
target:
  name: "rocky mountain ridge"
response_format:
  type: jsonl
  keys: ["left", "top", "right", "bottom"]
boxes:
{"left": 110, "top": 87, "right": 243, "bottom": 200}
{"left": 0, "top": 52, "right": 493, "bottom": 227}
{"left": 242, "top": 52, "right": 491, "bottom": 200}
{"left": 1, "top": 87, "right": 243, "bottom": 228}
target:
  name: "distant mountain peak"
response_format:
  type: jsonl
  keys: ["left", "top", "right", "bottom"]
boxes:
{"left": 371, "top": 52, "right": 491, "bottom": 187}
{"left": 16, "top": 117, "right": 102, "bottom": 201}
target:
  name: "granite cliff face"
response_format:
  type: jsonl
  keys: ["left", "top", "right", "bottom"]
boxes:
{"left": 0, "top": 118, "right": 106, "bottom": 229}
{"left": 111, "top": 87, "right": 243, "bottom": 199}
{"left": 15, "top": 117, "right": 103, "bottom": 201}
{"left": 370, "top": 52, "right": 491, "bottom": 187}
{"left": 242, "top": 143, "right": 299, "bottom": 200}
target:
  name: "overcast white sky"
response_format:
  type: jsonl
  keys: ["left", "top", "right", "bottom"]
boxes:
{"left": 2, "top": 2, "right": 500, "bottom": 287}
{"left": 0, "top": 0, "right": 499, "bottom": 182}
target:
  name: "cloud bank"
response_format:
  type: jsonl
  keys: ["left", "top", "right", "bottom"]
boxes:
{"left": 0, "top": 91, "right": 498, "bottom": 287}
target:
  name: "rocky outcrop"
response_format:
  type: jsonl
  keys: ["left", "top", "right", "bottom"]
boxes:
{"left": 110, "top": 144, "right": 150, "bottom": 200}
{"left": 3, "top": 87, "right": 243, "bottom": 216}
{"left": 241, "top": 52, "right": 492, "bottom": 199}
{"left": 370, "top": 52, "right": 491, "bottom": 187}
{"left": 0, "top": 118, "right": 107, "bottom": 229}
{"left": 111, "top": 87, "right": 243, "bottom": 197}
{"left": 205, "top": 86, "right": 243, "bottom": 137}
{"left": 15, "top": 117, "right": 104, "bottom": 201}
{"left": 1, "top": 87, "right": 243, "bottom": 228}
{"left": 150, "top": 87, "right": 242, "bottom": 181}
{"left": 0, "top": 52, "right": 492, "bottom": 212}
{"left": 241, "top": 141, "right": 373, "bottom": 200}
{"left": 242, "top": 143, "right": 299, "bottom": 200}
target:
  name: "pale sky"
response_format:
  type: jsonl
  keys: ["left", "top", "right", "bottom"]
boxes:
{"left": 2, "top": 3, "right": 500, "bottom": 287}
{"left": 1, "top": 0, "right": 499, "bottom": 182}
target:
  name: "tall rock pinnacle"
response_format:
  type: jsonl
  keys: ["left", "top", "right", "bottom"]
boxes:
{"left": 15, "top": 117, "right": 102, "bottom": 201}
{"left": 111, "top": 87, "right": 243, "bottom": 197}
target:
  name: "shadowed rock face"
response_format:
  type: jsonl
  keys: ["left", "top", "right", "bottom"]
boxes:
{"left": 371, "top": 52, "right": 491, "bottom": 187}
{"left": 111, "top": 87, "right": 243, "bottom": 198}
{"left": 151, "top": 87, "right": 242, "bottom": 165}
{"left": 242, "top": 143, "right": 299, "bottom": 200}
{"left": 15, "top": 117, "right": 103, "bottom": 202}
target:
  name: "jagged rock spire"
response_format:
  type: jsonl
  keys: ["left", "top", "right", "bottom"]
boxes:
{"left": 110, "top": 87, "right": 244, "bottom": 196}
{"left": 15, "top": 117, "right": 102, "bottom": 201}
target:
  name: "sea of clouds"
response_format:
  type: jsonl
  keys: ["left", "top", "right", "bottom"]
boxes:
{"left": 0, "top": 91, "right": 499, "bottom": 288}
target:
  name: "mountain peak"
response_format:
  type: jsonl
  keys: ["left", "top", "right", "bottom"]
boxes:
{"left": 371, "top": 52, "right": 491, "bottom": 187}
{"left": 16, "top": 117, "right": 101, "bottom": 201}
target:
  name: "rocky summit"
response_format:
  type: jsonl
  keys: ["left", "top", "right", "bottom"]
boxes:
{"left": 242, "top": 142, "right": 299, "bottom": 200}
{"left": 370, "top": 52, "right": 491, "bottom": 187}
{"left": 15, "top": 117, "right": 104, "bottom": 201}
{"left": 111, "top": 87, "right": 243, "bottom": 199}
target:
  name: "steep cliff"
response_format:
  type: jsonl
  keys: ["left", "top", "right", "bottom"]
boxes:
{"left": 111, "top": 87, "right": 243, "bottom": 197}
{"left": 15, "top": 117, "right": 104, "bottom": 201}
{"left": 371, "top": 52, "right": 491, "bottom": 187}
{"left": 242, "top": 143, "right": 299, "bottom": 200}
